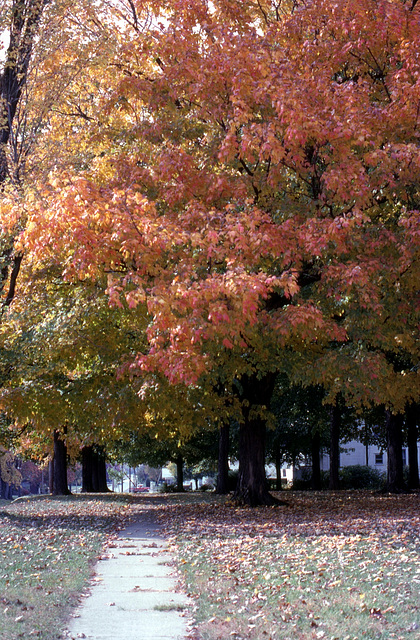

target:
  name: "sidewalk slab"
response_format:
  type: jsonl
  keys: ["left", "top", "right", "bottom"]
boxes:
{"left": 66, "top": 518, "right": 191, "bottom": 640}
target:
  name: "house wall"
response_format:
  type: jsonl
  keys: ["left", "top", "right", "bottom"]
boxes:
{"left": 319, "top": 439, "right": 420, "bottom": 474}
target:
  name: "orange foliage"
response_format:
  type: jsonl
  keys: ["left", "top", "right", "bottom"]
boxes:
{"left": 22, "top": 0, "right": 420, "bottom": 409}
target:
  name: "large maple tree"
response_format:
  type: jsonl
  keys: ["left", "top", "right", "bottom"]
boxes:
{"left": 21, "top": 0, "right": 420, "bottom": 504}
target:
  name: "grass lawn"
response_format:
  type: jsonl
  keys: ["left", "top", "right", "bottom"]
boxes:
{"left": 1, "top": 491, "right": 419, "bottom": 640}
{"left": 154, "top": 491, "right": 420, "bottom": 640}
{"left": 0, "top": 493, "right": 131, "bottom": 640}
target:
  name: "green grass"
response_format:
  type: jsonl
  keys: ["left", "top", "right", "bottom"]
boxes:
{"left": 156, "top": 491, "right": 420, "bottom": 640}
{"left": 153, "top": 603, "right": 185, "bottom": 612}
{"left": 0, "top": 494, "right": 131, "bottom": 640}
{"left": 1, "top": 491, "right": 419, "bottom": 640}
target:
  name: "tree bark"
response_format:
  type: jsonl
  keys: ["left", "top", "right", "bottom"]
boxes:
{"left": 52, "top": 429, "right": 70, "bottom": 496}
{"left": 0, "top": 1, "right": 46, "bottom": 317}
{"left": 311, "top": 429, "right": 322, "bottom": 490}
{"left": 93, "top": 446, "right": 109, "bottom": 492}
{"left": 233, "top": 373, "right": 285, "bottom": 506}
{"left": 406, "top": 403, "right": 419, "bottom": 490}
{"left": 0, "top": 0, "right": 46, "bottom": 183}
{"left": 329, "top": 403, "right": 341, "bottom": 490}
{"left": 386, "top": 411, "right": 405, "bottom": 493}
{"left": 215, "top": 423, "right": 230, "bottom": 494}
{"left": 82, "top": 445, "right": 110, "bottom": 492}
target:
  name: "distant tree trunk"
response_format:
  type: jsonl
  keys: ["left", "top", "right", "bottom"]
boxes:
{"left": 233, "top": 373, "right": 285, "bottom": 507}
{"left": 386, "top": 411, "right": 405, "bottom": 493}
{"left": 275, "top": 450, "right": 283, "bottom": 491}
{"left": 406, "top": 403, "right": 419, "bottom": 491}
{"left": 311, "top": 430, "right": 322, "bottom": 490}
{"left": 215, "top": 424, "right": 230, "bottom": 494}
{"left": 93, "top": 447, "right": 109, "bottom": 492}
{"left": 52, "top": 430, "right": 70, "bottom": 496}
{"left": 82, "top": 445, "right": 110, "bottom": 492}
{"left": 329, "top": 403, "right": 341, "bottom": 490}
{"left": 176, "top": 453, "right": 184, "bottom": 492}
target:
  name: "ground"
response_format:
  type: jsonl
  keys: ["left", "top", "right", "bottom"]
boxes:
{"left": 1, "top": 491, "right": 419, "bottom": 640}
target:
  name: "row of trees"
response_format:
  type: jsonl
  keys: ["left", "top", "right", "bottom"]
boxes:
{"left": 0, "top": 0, "right": 419, "bottom": 505}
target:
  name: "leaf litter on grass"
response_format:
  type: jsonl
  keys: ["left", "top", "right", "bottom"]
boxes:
{"left": 151, "top": 491, "right": 420, "bottom": 640}
{"left": 0, "top": 494, "right": 132, "bottom": 640}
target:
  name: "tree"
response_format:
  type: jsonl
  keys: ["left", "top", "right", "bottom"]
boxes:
{"left": 0, "top": 0, "right": 47, "bottom": 317}
{"left": 21, "top": 0, "right": 420, "bottom": 504}
{"left": 81, "top": 444, "right": 109, "bottom": 493}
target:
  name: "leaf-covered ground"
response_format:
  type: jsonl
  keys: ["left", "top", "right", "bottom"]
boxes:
{"left": 150, "top": 491, "right": 420, "bottom": 640}
{"left": 0, "top": 494, "right": 131, "bottom": 640}
{"left": 1, "top": 491, "right": 419, "bottom": 640}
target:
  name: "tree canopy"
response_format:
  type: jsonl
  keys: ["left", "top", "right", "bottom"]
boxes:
{"left": 0, "top": 0, "right": 419, "bottom": 503}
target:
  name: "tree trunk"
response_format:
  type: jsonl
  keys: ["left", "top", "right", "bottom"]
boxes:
{"left": 215, "top": 423, "right": 230, "bottom": 494}
{"left": 176, "top": 453, "right": 184, "bottom": 492}
{"left": 386, "top": 411, "right": 405, "bottom": 493}
{"left": 233, "top": 373, "right": 285, "bottom": 507}
{"left": 0, "top": 0, "right": 46, "bottom": 182}
{"left": 311, "top": 430, "right": 322, "bottom": 490}
{"left": 52, "top": 429, "right": 70, "bottom": 496}
{"left": 82, "top": 445, "right": 110, "bottom": 492}
{"left": 329, "top": 403, "right": 341, "bottom": 490}
{"left": 94, "top": 447, "right": 109, "bottom": 492}
{"left": 275, "top": 450, "right": 283, "bottom": 491}
{"left": 406, "top": 403, "right": 419, "bottom": 491}
{"left": 0, "top": 1, "right": 47, "bottom": 312}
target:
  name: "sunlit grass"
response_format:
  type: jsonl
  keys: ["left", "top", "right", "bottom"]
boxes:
{"left": 159, "top": 491, "right": 420, "bottom": 640}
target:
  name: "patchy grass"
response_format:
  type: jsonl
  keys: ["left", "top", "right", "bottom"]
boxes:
{"left": 0, "top": 494, "right": 131, "bottom": 640}
{"left": 153, "top": 603, "right": 185, "bottom": 612}
{"left": 155, "top": 491, "right": 420, "bottom": 640}
{"left": 1, "top": 490, "right": 419, "bottom": 640}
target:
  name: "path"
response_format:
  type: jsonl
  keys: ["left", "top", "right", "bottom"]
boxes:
{"left": 66, "top": 516, "right": 192, "bottom": 640}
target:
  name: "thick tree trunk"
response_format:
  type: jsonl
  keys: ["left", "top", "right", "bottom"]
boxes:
{"left": 329, "top": 403, "right": 341, "bottom": 490}
{"left": 406, "top": 403, "right": 419, "bottom": 491}
{"left": 233, "top": 373, "right": 285, "bottom": 507}
{"left": 386, "top": 411, "right": 405, "bottom": 493}
{"left": 215, "top": 424, "right": 230, "bottom": 494}
{"left": 82, "top": 445, "right": 110, "bottom": 492}
{"left": 52, "top": 430, "right": 70, "bottom": 496}
{"left": 176, "top": 453, "right": 184, "bottom": 492}
{"left": 311, "top": 430, "right": 322, "bottom": 490}
{"left": 94, "top": 447, "right": 109, "bottom": 492}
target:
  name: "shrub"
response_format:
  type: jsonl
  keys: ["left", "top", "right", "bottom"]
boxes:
{"left": 291, "top": 465, "right": 385, "bottom": 491}
{"left": 339, "top": 465, "right": 386, "bottom": 490}
{"left": 199, "top": 484, "right": 213, "bottom": 492}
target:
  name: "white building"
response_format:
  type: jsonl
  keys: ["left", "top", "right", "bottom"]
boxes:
{"left": 319, "top": 439, "right": 418, "bottom": 474}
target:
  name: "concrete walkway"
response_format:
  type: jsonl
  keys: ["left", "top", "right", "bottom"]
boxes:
{"left": 66, "top": 517, "right": 192, "bottom": 640}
